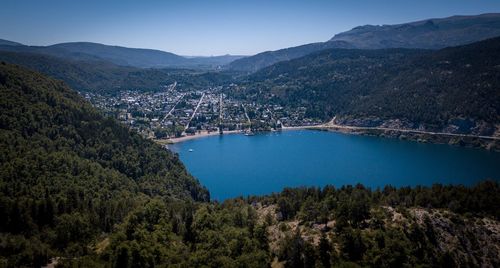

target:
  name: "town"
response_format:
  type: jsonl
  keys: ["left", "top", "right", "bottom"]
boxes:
{"left": 84, "top": 82, "right": 323, "bottom": 141}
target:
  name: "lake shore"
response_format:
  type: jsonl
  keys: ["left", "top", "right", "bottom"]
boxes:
{"left": 312, "top": 126, "right": 500, "bottom": 151}
{"left": 158, "top": 130, "right": 242, "bottom": 144}
{"left": 169, "top": 128, "right": 500, "bottom": 201}
{"left": 158, "top": 127, "right": 311, "bottom": 144}
{"left": 157, "top": 123, "right": 498, "bottom": 150}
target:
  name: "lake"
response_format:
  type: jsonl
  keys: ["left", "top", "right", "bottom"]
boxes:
{"left": 170, "top": 130, "right": 500, "bottom": 201}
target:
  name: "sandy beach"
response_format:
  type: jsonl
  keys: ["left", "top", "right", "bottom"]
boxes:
{"left": 162, "top": 127, "right": 320, "bottom": 144}
{"left": 160, "top": 130, "right": 242, "bottom": 144}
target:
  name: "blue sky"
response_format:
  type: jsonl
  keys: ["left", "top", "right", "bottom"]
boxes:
{"left": 1, "top": 0, "right": 500, "bottom": 56}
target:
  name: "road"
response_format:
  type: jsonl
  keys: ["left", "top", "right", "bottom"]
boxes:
{"left": 162, "top": 93, "right": 184, "bottom": 123}
{"left": 284, "top": 116, "right": 500, "bottom": 141}
{"left": 184, "top": 93, "right": 205, "bottom": 132}
{"left": 219, "top": 93, "right": 224, "bottom": 124}
{"left": 242, "top": 104, "right": 251, "bottom": 125}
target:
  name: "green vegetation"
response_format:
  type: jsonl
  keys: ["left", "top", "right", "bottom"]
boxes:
{"left": 0, "top": 62, "right": 208, "bottom": 266}
{"left": 0, "top": 60, "right": 499, "bottom": 267}
{"left": 0, "top": 40, "right": 244, "bottom": 69}
{"left": 228, "top": 14, "right": 500, "bottom": 73}
{"left": 245, "top": 182, "right": 500, "bottom": 267}
{"left": 0, "top": 51, "right": 232, "bottom": 94}
{"left": 235, "top": 37, "right": 500, "bottom": 136}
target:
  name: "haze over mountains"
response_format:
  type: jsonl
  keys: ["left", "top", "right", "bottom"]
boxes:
{"left": 228, "top": 13, "right": 500, "bottom": 72}
{"left": 0, "top": 40, "right": 244, "bottom": 69}
{"left": 2, "top": 13, "right": 500, "bottom": 73}
{"left": 0, "top": 50, "right": 232, "bottom": 93}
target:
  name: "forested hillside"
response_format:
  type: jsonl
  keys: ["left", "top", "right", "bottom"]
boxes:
{"left": 330, "top": 13, "right": 500, "bottom": 49}
{"left": 0, "top": 51, "right": 232, "bottom": 94}
{"left": 227, "top": 41, "right": 354, "bottom": 72}
{"left": 228, "top": 13, "right": 500, "bottom": 72}
{"left": 0, "top": 62, "right": 499, "bottom": 267}
{"left": 245, "top": 181, "right": 500, "bottom": 267}
{"left": 236, "top": 37, "right": 500, "bottom": 136}
{"left": 0, "top": 41, "right": 244, "bottom": 69}
{"left": 0, "top": 62, "right": 208, "bottom": 266}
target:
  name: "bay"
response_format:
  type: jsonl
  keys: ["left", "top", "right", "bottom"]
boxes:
{"left": 170, "top": 130, "right": 500, "bottom": 200}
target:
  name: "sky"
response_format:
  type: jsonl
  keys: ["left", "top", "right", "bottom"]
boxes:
{"left": 1, "top": 0, "right": 500, "bottom": 56}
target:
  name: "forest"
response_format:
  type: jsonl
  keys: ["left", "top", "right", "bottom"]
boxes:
{"left": 0, "top": 61, "right": 499, "bottom": 267}
{"left": 0, "top": 62, "right": 208, "bottom": 266}
{"left": 0, "top": 51, "right": 233, "bottom": 94}
{"left": 235, "top": 37, "right": 500, "bottom": 136}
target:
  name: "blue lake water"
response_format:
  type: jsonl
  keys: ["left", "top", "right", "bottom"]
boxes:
{"left": 170, "top": 130, "right": 500, "bottom": 201}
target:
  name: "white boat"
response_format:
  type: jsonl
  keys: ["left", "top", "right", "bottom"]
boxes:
{"left": 188, "top": 149, "right": 194, "bottom": 152}
{"left": 244, "top": 130, "right": 255, "bottom": 136}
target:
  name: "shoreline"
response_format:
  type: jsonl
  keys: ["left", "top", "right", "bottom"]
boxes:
{"left": 158, "top": 130, "right": 242, "bottom": 144}
{"left": 155, "top": 124, "right": 498, "bottom": 150}
{"left": 158, "top": 127, "right": 311, "bottom": 144}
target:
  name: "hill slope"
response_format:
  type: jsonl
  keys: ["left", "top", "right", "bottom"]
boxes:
{"left": 228, "top": 13, "right": 500, "bottom": 72}
{"left": 0, "top": 62, "right": 498, "bottom": 268}
{"left": 0, "top": 50, "right": 233, "bottom": 93}
{"left": 330, "top": 13, "right": 500, "bottom": 49}
{"left": 227, "top": 41, "right": 354, "bottom": 72}
{"left": 0, "top": 41, "right": 245, "bottom": 69}
{"left": 48, "top": 42, "right": 189, "bottom": 68}
{"left": 238, "top": 37, "right": 500, "bottom": 138}
{"left": 0, "top": 39, "right": 23, "bottom": 46}
{"left": 0, "top": 62, "right": 208, "bottom": 266}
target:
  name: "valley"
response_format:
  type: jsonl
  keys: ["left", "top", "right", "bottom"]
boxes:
{"left": 1, "top": 7, "right": 500, "bottom": 268}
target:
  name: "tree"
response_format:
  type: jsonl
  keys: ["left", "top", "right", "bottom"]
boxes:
{"left": 318, "top": 233, "right": 331, "bottom": 268}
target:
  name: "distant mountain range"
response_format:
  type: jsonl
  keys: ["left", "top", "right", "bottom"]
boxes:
{"left": 0, "top": 40, "right": 244, "bottom": 69}
{"left": 0, "top": 39, "right": 23, "bottom": 46}
{"left": 225, "top": 41, "right": 355, "bottom": 73}
{"left": 2, "top": 13, "right": 500, "bottom": 73}
{"left": 0, "top": 50, "right": 233, "bottom": 93}
{"left": 228, "top": 13, "right": 500, "bottom": 72}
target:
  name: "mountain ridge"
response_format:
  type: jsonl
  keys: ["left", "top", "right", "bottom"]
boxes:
{"left": 330, "top": 13, "right": 500, "bottom": 49}
{"left": 0, "top": 50, "right": 233, "bottom": 93}
{"left": 0, "top": 40, "right": 245, "bottom": 69}
{"left": 228, "top": 13, "right": 500, "bottom": 72}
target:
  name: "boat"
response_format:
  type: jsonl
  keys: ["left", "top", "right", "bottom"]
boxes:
{"left": 244, "top": 130, "right": 255, "bottom": 136}
{"left": 188, "top": 149, "right": 194, "bottom": 152}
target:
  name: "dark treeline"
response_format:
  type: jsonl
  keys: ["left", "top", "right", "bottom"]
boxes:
{"left": 247, "top": 181, "right": 500, "bottom": 222}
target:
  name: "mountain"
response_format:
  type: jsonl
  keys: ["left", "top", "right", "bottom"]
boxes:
{"left": 0, "top": 40, "right": 245, "bottom": 69}
{"left": 185, "top": 54, "right": 246, "bottom": 67}
{"left": 0, "top": 50, "right": 233, "bottom": 93}
{"left": 228, "top": 13, "right": 500, "bottom": 72}
{"left": 227, "top": 41, "right": 354, "bottom": 72}
{"left": 239, "top": 37, "right": 500, "bottom": 139}
{"left": 0, "top": 62, "right": 208, "bottom": 266}
{"left": 48, "top": 42, "right": 189, "bottom": 67}
{"left": 0, "top": 39, "right": 23, "bottom": 46}
{"left": 330, "top": 13, "right": 500, "bottom": 49}
{"left": 49, "top": 42, "right": 245, "bottom": 68}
